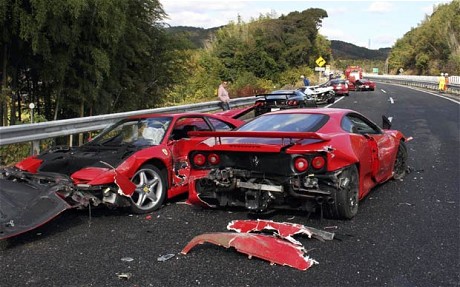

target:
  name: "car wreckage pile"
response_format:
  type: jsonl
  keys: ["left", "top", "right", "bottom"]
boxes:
{"left": 0, "top": 106, "right": 410, "bottom": 271}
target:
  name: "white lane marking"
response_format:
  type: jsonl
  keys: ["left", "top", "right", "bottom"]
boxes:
{"left": 389, "top": 97, "right": 394, "bottom": 104}
{"left": 376, "top": 82, "right": 459, "bottom": 104}
{"left": 388, "top": 117, "right": 393, "bottom": 122}
{"left": 325, "top": 96, "right": 344, "bottom": 107}
{"left": 381, "top": 89, "right": 387, "bottom": 93}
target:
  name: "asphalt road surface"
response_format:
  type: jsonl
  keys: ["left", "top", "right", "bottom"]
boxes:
{"left": 1, "top": 83, "right": 459, "bottom": 287}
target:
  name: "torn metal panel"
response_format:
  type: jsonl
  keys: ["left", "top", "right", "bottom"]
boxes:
{"left": 114, "top": 171, "right": 136, "bottom": 196}
{"left": 0, "top": 178, "right": 73, "bottom": 240}
{"left": 227, "top": 219, "right": 334, "bottom": 245}
{"left": 181, "top": 232, "right": 317, "bottom": 271}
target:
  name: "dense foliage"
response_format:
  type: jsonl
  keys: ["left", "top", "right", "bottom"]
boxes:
{"left": 166, "top": 9, "right": 331, "bottom": 104}
{"left": 388, "top": 1, "right": 460, "bottom": 75}
{"left": 0, "top": 0, "right": 186, "bottom": 126}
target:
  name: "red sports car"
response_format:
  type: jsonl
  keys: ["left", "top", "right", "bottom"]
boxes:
{"left": 186, "top": 108, "right": 409, "bottom": 219}
{"left": 328, "top": 79, "right": 349, "bottom": 96}
{"left": 0, "top": 112, "right": 245, "bottom": 239}
{"left": 355, "top": 78, "right": 376, "bottom": 91}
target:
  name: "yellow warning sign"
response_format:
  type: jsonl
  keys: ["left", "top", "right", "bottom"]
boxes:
{"left": 315, "top": 56, "right": 326, "bottom": 67}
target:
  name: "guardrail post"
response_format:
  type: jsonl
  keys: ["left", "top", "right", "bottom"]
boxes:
{"left": 31, "top": 140, "right": 40, "bottom": 155}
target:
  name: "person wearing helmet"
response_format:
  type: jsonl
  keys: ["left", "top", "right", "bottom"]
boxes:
{"left": 444, "top": 73, "right": 449, "bottom": 92}
{"left": 438, "top": 73, "right": 445, "bottom": 92}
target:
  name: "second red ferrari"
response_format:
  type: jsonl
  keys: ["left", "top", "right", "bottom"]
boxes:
{"left": 186, "top": 108, "right": 409, "bottom": 219}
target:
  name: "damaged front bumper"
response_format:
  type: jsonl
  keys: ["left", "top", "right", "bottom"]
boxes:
{"left": 0, "top": 167, "right": 132, "bottom": 239}
{"left": 0, "top": 170, "right": 76, "bottom": 239}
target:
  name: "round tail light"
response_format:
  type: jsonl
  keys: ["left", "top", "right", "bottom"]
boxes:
{"left": 193, "top": 153, "right": 206, "bottom": 166}
{"left": 208, "top": 153, "right": 220, "bottom": 165}
{"left": 294, "top": 157, "right": 309, "bottom": 172}
{"left": 312, "top": 156, "right": 325, "bottom": 169}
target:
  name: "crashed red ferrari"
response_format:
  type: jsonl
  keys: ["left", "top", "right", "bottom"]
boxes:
{"left": 0, "top": 112, "right": 245, "bottom": 239}
{"left": 187, "top": 108, "right": 410, "bottom": 219}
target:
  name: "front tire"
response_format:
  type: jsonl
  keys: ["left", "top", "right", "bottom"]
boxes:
{"left": 129, "top": 164, "right": 167, "bottom": 213}
{"left": 393, "top": 141, "right": 408, "bottom": 180}
{"left": 325, "top": 165, "right": 359, "bottom": 219}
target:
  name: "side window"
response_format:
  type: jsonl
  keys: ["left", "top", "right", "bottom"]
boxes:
{"left": 170, "top": 117, "right": 211, "bottom": 140}
{"left": 342, "top": 114, "right": 382, "bottom": 134}
{"left": 208, "top": 117, "right": 234, "bottom": 131}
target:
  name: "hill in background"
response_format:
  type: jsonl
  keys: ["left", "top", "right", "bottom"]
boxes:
{"left": 330, "top": 40, "right": 390, "bottom": 60}
{"left": 166, "top": 26, "right": 391, "bottom": 60}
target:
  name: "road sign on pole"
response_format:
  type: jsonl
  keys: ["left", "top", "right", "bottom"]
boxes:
{"left": 315, "top": 56, "right": 326, "bottom": 67}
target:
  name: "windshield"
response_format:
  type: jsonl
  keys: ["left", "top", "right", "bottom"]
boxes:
{"left": 89, "top": 117, "right": 172, "bottom": 146}
{"left": 237, "top": 113, "right": 328, "bottom": 132}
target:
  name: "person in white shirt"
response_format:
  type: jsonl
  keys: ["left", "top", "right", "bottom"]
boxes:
{"left": 217, "top": 80, "right": 230, "bottom": 111}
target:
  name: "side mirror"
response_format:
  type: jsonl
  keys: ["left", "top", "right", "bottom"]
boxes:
{"left": 382, "top": 115, "right": 392, "bottom": 130}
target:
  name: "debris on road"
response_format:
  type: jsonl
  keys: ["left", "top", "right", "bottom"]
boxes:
{"left": 157, "top": 253, "right": 175, "bottom": 262}
{"left": 181, "top": 232, "right": 317, "bottom": 271}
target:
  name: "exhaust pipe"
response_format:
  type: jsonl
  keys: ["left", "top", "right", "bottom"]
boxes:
{"left": 326, "top": 196, "right": 334, "bottom": 204}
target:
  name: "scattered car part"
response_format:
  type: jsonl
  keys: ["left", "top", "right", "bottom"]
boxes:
{"left": 181, "top": 232, "right": 317, "bottom": 271}
{"left": 227, "top": 219, "right": 334, "bottom": 245}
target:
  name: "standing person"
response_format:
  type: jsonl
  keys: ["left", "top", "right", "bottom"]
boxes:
{"left": 217, "top": 80, "right": 230, "bottom": 111}
{"left": 300, "top": 75, "right": 310, "bottom": 86}
{"left": 444, "top": 73, "right": 449, "bottom": 92}
{"left": 438, "top": 73, "right": 445, "bottom": 92}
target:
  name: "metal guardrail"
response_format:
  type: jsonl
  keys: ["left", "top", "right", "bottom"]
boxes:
{"left": 0, "top": 97, "right": 256, "bottom": 146}
{"left": 364, "top": 74, "right": 460, "bottom": 94}
{"left": 1, "top": 74, "right": 459, "bottom": 149}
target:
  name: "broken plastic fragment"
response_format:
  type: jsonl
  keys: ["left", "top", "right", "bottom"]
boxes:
{"left": 157, "top": 254, "right": 175, "bottom": 262}
{"left": 116, "top": 272, "right": 132, "bottom": 280}
{"left": 227, "top": 219, "right": 334, "bottom": 245}
{"left": 181, "top": 232, "right": 317, "bottom": 271}
{"left": 121, "top": 257, "right": 134, "bottom": 262}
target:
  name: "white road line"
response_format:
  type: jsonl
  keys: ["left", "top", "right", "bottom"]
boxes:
{"left": 325, "top": 96, "right": 344, "bottom": 107}
{"left": 389, "top": 97, "right": 394, "bottom": 104}
{"left": 381, "top": 89, "right": 387, "bottom": 93}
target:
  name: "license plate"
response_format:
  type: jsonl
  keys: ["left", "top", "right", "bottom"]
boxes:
{"left": 271, "top": 108, "right": 280, "bottom": 111}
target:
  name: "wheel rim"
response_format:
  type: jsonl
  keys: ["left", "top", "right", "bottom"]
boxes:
{"left": 130, "top": 168, "right": 163, "bottom": 211}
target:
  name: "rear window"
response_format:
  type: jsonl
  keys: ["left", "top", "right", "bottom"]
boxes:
{"left": 237, "top": 113, "right": 328, "bottom": 132}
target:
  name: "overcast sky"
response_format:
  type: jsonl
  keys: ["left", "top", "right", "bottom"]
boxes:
{"left": 161, "top": 0, "right": 451, "bottom": 50}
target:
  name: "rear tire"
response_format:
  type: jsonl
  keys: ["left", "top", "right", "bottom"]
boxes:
{"left": 393, "top": 141, "right": 408, "bottom": 180}
{"left": 325, "top": 165, "right": 359, "bottom": 219}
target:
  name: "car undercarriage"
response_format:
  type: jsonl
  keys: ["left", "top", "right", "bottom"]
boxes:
{"left": 193, "top": 165, "right": 353, "bottom": 216}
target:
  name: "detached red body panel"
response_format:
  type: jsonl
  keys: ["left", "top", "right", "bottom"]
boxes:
{"left": 181, "top": 232, "right": 317, "bottom": 271}
{"left": 227, "top": 219, "right": 334, "bottom": 245}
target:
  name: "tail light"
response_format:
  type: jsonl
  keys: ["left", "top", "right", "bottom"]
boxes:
{"left": 208, "top": 153, "right": 220, "bottom": 165}
{"left": 311, "top": 156, "right": 326, "bottom": 169}
{"left": 287, "top": 100, "right": 298, "bottom": 106}
{"left": 294, "top": 157, "right": 309, "bottom": 172}
{"left": 193, "top": 153, "right": 206, "bottom": 166}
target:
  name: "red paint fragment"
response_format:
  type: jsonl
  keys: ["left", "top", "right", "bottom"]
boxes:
{"left": 114, "top": 171, "right": 136, "bottom": 196}
{"left": 181, "top": 232, "right": 317, "bottom": 271}
{"left": 227, "top": 219, "right": 334, "bottom": 245}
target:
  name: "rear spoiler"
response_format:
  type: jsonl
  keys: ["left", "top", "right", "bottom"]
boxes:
{"left": 188, "top": 131, "right": 331, "bottom": 141}
{"left": 255, "top": 94, "right": 289, "bottom": 100}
